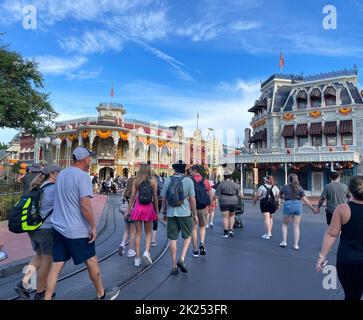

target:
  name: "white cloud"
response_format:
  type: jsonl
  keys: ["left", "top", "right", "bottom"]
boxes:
{"left": 59, "top": 30, "right": 125, "bottom": 54}
{"left": 228, "top": 20, "right": 262, "bottom": 31}
{"left": 175, "top": 21, "right": 220, "bottom": 42}
{"left": 32, "top": 55, "right": 87, "bottom": 75}
{"left": 67, "top": 67, "right": 103, "bottom": 80}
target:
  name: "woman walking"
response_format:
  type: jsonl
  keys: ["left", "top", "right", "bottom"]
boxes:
{"left": 127, "top": 164, "right": 159, "bottom": 267}
{"left": 316, "top": 176, "right": 363, "bottom": 300}
{"left": 216, "top": 172, "right": 242, "bottom": 238}
{"left": 253, "top": 176, "right": 280, "bottom": 239}
{"left": 279, "top": 173, "right": 318, "bottom": 250}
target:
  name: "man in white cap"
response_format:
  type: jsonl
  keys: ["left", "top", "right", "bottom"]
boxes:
{"left": 44, "top": 147, "right": 119, "bottom": 300}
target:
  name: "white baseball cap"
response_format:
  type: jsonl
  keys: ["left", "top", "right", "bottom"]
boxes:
{"left": 72, "top": 147, "right": 96, "bottom": 161}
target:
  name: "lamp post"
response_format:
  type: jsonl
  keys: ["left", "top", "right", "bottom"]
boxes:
{"left": 38, "top": 136, "right": 51, "bottom": 164}
{"left": 52, "top": 138, "right": 62, "bottom": 164}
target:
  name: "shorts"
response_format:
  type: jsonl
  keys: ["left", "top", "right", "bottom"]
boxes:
{"left": 326, "top": 210, "right": 333, "bottom": 225}
{"left": 220, "top": 204, "right": 237, "bottom": 213}
{"left": 167, "top": 216, "right": 193, "bottom": 240}
{"left": 283, "top": 200, "right": 302, "bottom": 216}
{"left": 28, "top": 228, "right": 53, "bottom": 256}
{"left": 52, "top": 229, "right": 96, "bottom": 265}
{"left": 197, "top": 208, "right": 208, "bottom": 226}
{"left": 260, "top": 201, "right": 276, "bottom": 214}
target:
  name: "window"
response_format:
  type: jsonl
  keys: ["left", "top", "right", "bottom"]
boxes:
{"left": 326, "top": 136, "right": 337, "bottom": 146}
{"left": 342, "top": 134, "right": 353, "bottom": 145}
{"left": 297, "top": 99, "right": 307, "bottom": 109}
{"left": 311, "top": 97, "right": 321, "bottom": 108}
{"left": 298, "top": 136, "right": 308, "bottom": 147}
{"left": 285, "top": 137, "right": 294, "bottom": 148}
{"left": 325, "top": 95, "right": 336, "bottom": 106}
{"left": 341, "top": 169, "right": 353, "bottom": 186}
{"left": 312, "top": 135, "right": 322, "bottom": 147}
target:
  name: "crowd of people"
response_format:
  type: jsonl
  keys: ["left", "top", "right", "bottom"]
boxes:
{"left": 1, "top": 149, "right": 362, "bottom": 300}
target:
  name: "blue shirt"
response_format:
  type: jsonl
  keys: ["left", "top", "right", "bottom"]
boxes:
{"left": 162, "top": 174, "right": 195, "bottom": 218}
{"left": 51, "top": 167, "right": 94, "bottom": 239}
{"left": 39, "top": 181, "right": 55, "bottom": 229}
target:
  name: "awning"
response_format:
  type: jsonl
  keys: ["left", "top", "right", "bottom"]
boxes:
{"left": 281, "top": 125, "right": 294, "bottom": 137}
{"left": 325, "top": 86, "right": 336, "bottom": 96}
{"left": 310, "top": 88, "right": 321, "bottom": 98}
{"left": 309, "top": 123, "right": 322, "bottom": 135}
{"left": 20, "top": 148, "right": 28, "bottom": 154}
{"left": 339, "top": 120, "right": 353, "bottom": 134}
{"left": 6, "top": 146, "right": 18, "bottom": 152}
{"left": 324, "top": 121, "right": 337, "bottom": 135}
{"left": 255, "top": 98, "right": 267, "bottom": 107}
{"left": 296, "top": 90, "right": 307, "bottom": 100}
{"left": 296, "top": 124, "right": 308, "bottom": 136}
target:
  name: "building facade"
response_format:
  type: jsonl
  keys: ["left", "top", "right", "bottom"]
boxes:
{"left": 5, "top": 102, "right": 222, "bottom": 179}
{"left": 223, "top": 69, "right": 363, "bottom": 196}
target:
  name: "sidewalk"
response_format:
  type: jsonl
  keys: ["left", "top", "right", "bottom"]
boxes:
{"left": 0, "top": 195, "right": 107, "bottom": 271}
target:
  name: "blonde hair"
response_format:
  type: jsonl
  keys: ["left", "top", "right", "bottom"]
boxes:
{"left": 134, "top": 164, "right": 152, "bottom": 189}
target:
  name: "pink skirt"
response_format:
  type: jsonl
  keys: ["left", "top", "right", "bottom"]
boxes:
{"left": 131, "top": 198, "right": 157, "bottom": 222}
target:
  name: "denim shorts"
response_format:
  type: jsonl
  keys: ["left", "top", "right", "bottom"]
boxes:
{"left": 283, "top": 200, "right": 302, "bottom": 216}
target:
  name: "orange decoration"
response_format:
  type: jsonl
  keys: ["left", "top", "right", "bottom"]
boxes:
{"left": 81, "top": 130, "right": 89, "bottom": 139}
{"left": 283, "top": 113, "right": 295, "bottom": 121}
{"left": 119, "top": 131, "right": 128, "bottom": 141}
{"left": 339, "top": 107, "right": 352, "bottom": 116}
{"left": 67, "top": 134, "right": 78, "bottom": 141}
{"left": 96, "top": 130, "right": 112, "bottom": 139}
{"left": 19, "top": 169, "right": 26, "bottom": 175}
{"left": 309, "top": 110, "right": 321, "bottom": 118}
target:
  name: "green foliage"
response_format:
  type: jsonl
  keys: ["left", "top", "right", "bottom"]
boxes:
{"left": 0, "top": 142, "right": 7, "bottom": 150}
{"left": 0, "top": 42, "right": 58, "bottom": 136}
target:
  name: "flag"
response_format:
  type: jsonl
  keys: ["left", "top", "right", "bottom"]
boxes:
{"left": 279, "top": 50, "right": 284, "bottom": 72}
{"left": 110, "top": 82, "right": 114, "bottom": 98}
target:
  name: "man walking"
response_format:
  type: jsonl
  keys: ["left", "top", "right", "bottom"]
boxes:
{"left": 161, "top": 161, "right": 198, "bottom": 275}
{"left": 190, "top": 165, "right": 212, "bottom": 257}
{"left": 318, "top": 171, "right": 351, "bottom": 225}
{"left": 44, "top": 147, "right": 119, "bottom": 300}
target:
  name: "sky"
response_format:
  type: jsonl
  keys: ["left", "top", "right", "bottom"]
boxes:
{"left": 1, "top": 0, "right": 363, "bottom": 145}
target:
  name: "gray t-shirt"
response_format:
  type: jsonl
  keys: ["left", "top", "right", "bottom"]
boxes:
{"left": 39, "top": 181, "right": 55, "bottom": 229}
{"left": 51, "top": 167, "right": 94, "bottom": 239}
{"left": 162, "top": 174, "right": 195, "bottom": 218}
{"left": 320, "top": 181, "right": 351, "bottom": 213}
{"left": 216, "top": 180, "right": 240, "bottom": 205}
{"left": 280, "top": 184, "right": 305, "bottom": 201}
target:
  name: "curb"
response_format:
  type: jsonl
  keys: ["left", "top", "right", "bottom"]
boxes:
{"left": 0, "top": 197, "right": 110, "bottom": 279}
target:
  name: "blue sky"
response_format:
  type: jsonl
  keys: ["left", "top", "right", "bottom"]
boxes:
{"left": 1, "top": 0, "right": 363, "bottom": 145}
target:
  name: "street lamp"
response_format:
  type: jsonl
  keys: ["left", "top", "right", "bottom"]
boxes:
{"left": 52, "top": 138, "right": 62, "bottom": 164}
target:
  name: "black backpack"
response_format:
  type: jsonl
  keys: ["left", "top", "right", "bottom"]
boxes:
{"left": 8, "top": 183, "right": 54, "bottom": 234}
{"left": 261, "top": 185, "right": 276, "bottom": 209}
{"left": 192, "top": 177, "right": 211, "bottom": 210}
{"left": 166, "top": 176, "right": 186, "bottom": 207}
{"left": 138, "top": 179, "right": 153, "bottom": 205}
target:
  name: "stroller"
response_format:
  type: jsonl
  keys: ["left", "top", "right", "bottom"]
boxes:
{"left": 234, "top": 195, "right": 244, "bottom": 228}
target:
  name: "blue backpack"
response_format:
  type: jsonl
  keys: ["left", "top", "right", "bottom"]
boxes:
{"left": 192, "top": 177, "right": 211, "bottom": 210}
{"left": 166, "top": 176, "right": 186, "bottom": 207}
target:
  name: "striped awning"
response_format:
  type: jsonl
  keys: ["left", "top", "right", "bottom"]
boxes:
{"left": 296, "top": 90, "right": 307, "bottom": 99}
{"left": 310, "top": 88, "right": 321, "bottom": 98}
{"left": 255, "top": 98, "right": 267, "bottom": 107}
{"left": 296, "top": 124, "right": 308, "bottom": 136}
{"left": 325, "top": 86, "right": 336, "bottom": 96}
{"left": 309, "top": 123, "right": 322, "bottom": 135}
{"left": 339, "top": 120, "right": 353, "bottom": 134}
{"left": 281, "top": 125, "right": 295, "bottom": 137}
{"left": 324, "top": 121, "right": 337, "bottom": 135}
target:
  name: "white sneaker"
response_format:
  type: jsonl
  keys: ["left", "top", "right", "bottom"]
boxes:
{"left": 280, "top": 241, "right": 287, "bottom": 248}
{"left": 142, "top": 251, "right": 153, "bottom": 265}
{"left": 262, "top": 234, "right": 271, "bottom": 240}
{"left": 134, "top": 257, "right": 142, "bottom": 267}
{"left": 127, "top": 249, "right": 136, "bottom": 257}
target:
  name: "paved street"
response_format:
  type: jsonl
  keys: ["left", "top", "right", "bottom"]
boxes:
{"left": 0, "top": 196, "right": 347, "bottom": 300}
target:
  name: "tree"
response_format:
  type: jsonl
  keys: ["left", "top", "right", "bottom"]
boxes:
{"left": 0, "top": 41, "right": 58, "bottom": 136}
{"left": 0, "top": 142, "right": 8, "bottom": 150}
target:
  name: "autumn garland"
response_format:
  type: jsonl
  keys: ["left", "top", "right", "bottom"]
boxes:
{"left": 339, "top": 107, "right": 352, "bottom": 115}
{"left": 96, "top": 130, "right": 112, "bottom": 139}
{"left": 309, "top": 110, "right": 321, "bottom": 118}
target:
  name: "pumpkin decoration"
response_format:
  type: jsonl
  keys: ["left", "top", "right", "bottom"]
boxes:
{"left": 19, "top": 169, "right": 26, "bottom": 175}
{"left": 81, "top": 130, "right": 89, "bottom": 139}
{"left": 339, "top": 107, "right": 352, "bottom": 116}
{"left": 283, "top": 113, "right": 295, "bottom": 121}
{"left": 119, "top": 131, "right": 128, "bottom": 141}
{"left": 20, "top": 163, "right": 27, "bottom": 169}
{"left": 67, "top": 134, "right": 78, "bottom": 141}
{"left": 96, "top": 130, "right": 112, "bottom": 139}
{"left": 309, "top": 110, "right": 321, "bottom": 118}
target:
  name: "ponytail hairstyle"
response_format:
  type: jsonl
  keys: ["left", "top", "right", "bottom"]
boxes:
{"left": 288, "top": 173, "right": 300, "bottom": 192}
{"left": 29, "top": 173, "right": 45, "bottom": 191}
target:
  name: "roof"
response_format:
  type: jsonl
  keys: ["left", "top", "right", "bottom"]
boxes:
{"left": 0, "top": 150, "right": 8, "bottom": 161}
